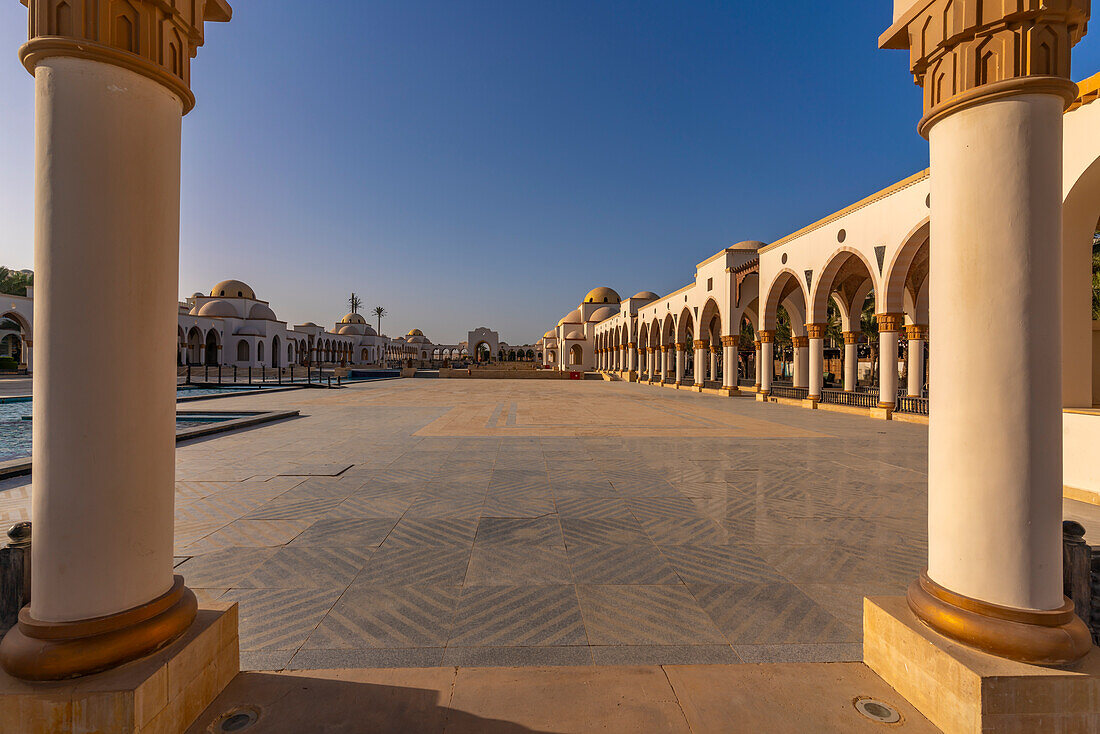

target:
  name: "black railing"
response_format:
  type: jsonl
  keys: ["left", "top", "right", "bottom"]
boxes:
{"left": 820, "top": 388, "right": 878, "bottom": 408}
{"left": 737, "top": 377, "right": 754, "bottom": 387}
{"left": 770, "top": 385, "right": 808, "bottom": 400}
{"left": 895, "top": 395, "right": 929, "bottom": 415}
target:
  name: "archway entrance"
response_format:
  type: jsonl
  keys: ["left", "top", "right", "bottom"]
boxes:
{"left": 475, "top": 342, "right": 491, "bottom": 363}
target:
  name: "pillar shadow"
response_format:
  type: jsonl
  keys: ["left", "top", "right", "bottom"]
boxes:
{"left": 187, "top": 671, "right": 560, "bottom": 734}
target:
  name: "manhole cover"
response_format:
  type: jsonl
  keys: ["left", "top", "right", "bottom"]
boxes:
{"left": 854, "top": 697, "right": 901, "bottom": 724}
{"left": 208, "top": 706, "right": 260, "bottom": 733}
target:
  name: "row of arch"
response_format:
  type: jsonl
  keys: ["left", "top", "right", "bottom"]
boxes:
{"left": 178, "top": 325, "right": 358, "bottom": 368}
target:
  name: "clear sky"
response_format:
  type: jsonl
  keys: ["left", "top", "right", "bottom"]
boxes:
{"left": 1, "top": 3, "right": 1098, "bottom": 345}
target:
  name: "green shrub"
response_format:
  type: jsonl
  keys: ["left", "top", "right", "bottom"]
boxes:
{"left": 0, "top": 356, "right": 18, "bottom": 371}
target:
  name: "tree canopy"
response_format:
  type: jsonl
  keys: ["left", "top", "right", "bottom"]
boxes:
{"left": 0, "top": 268, "right": 32, "bottom": 297}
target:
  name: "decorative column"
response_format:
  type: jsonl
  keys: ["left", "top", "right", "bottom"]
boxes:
{"left": 842, "top": 331, "right": 859, "bottom": 392}
{"left": 646, "top": 347, "right": 655, "bottom": 382}
{"left": 806, "top": 323, "right": 826, "bottom": 402}
{"left": 879, "top": 0, "right": 1090, "bottom": 665}
{"left": 876, "top": 313, "right": 902, "bottom": 410}
{"left": 791, "top": 335, "right": 808, "bottom": 389}
{"left": 709, "top": 344, "right": 718, "bottom": 382}
{"left": 675, "top": 343, "right": 686, "bottom": 386}
{"left": 659, "top": 344, "right": 668, "bottom": 382}
{"left": 627, "top": 341, "right": 637, "bottom": 373}
{"left": 1, "top": 0, "right": 232, "bottom": 681}
{"left": 692, "top": 340, "right": 707, "bottom": 389}
{"left": 757, "top": 331, "right": 773, "bottom": 396}
{"left": 753, "top": 339, "right": 762, "bottom": 390}
{"left": 720, "top": 336, "right": 738, "bottom": 395}
{"left": 905, "top": 324, "right": 927, "bottom": 397}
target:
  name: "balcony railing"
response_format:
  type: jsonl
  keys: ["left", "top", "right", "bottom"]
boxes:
{"left": 895, "top": 395, "right": 929, "bottom": 415}
{"left": 769, "top": 385, "right": 809, "bottom": 400}
{"left": 737, "top": 377, "right": 754, "bottom": 387}
{"left": 819, "top": 389, "right": 878, "bottom": 408}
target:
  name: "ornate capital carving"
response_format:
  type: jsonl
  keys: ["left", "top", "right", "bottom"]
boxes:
{"left": 881, "top": 0, "right": 1088, "bottom": 135}
{"left": 791, "top": 335, "right": 809, "bottom": 348}
{"left": 660, "top": 345, "right": 669, "bottom": 353}
{"left": 709, "top": 345, "right": 719, "bottom": 353}
{"left": 757, "top": 330, "right": 774, "bottom": 344}
{"left": 876, "top": 312, "right": 905, "bottom": 333}
{"left": 720, "top": 335, "right": 738, "bottom": 347}
{"left": 693, "top": 340, "right": 708, "bottom": 350}
{"left": 18, "top": 0, "right": 233, "bottom": 114}
{"left": 842, "top": 331, "right": 860, "bottom": 345}
{"left": 805, "top": 323, "right": 827, "bottom": 340}
{"left": 675, "top": 342, "right": 687, "bottom": 352}
{"left": 906, "top": 324, "right": 929, "bottom": 341}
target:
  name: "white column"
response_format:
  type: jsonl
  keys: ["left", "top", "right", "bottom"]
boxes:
{"left": 877, "top": 317, "right": 900, "bottom": 409}
{"left": 758, "top": 333, "right": 773, "bottom": 394}
{"left": 906, "top": 325, "right": 927, "bottom": 397}
{"left": 721, "top": 339, "right": 736, "bottom": 390}
{"left": 927, "top": 94, "right": 1067, "bottom": 612}
{"left": 709, "top": 346, "right": 718, "bottom": 382}
{"left": 675, "top": 345, "right": 686, "bottom": 385}
{"left": 843, "top": 332, "right": 858, "bottom": 392}
{"left": 792, "top": 336, "right": 808, "bottom": 388}
{"left": 754, "top": 340, "right": 762, "bottom": 389}
{"left": 627, "top": 343, "right": 636, "bottom": 372}
{"left": 807, "top": 325, "right": 825, "bottom": 401}
{"left": 693, "top": 341, "right": 706, "bottom": 387}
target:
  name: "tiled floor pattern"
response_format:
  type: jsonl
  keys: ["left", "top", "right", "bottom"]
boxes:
{"left": 0, "top": 377, "right": 1050, "bottom": 673}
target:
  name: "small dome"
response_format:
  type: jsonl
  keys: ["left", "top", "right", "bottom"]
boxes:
{"left": 300, "top": 321, "right": 319, "bottom": 328}
{"left": 210, "top": 279, "right": 255, "bottom": 299}
{"left": 558, "top": 309, "right": 582, "bottom": 325}
{"left": 337, "top": 324, "right": 365, "bottom": 335}
{"left": 248, "top": 303, "right": 277, "bottom": 321}
{"left": 340, "top": 313, "right": 367, "bottom": 324}
{"left": 583, "top": 287, "right": 621, "bottom": 304}
{"left": 363, "top": 324, "right": 378, "bottom": 336}
{"left": 190, "top": 292, "right": 203, "bottom": 299}
{"left": 544, "top": 330, "right": 555, "bottom": 338}
{"left": 588, "top": 306, "right": 618, "bottom": 322}
{"left": 730, "top": 240, "right": 765, "bottom": 251}
{"left": 564, "top": 329, "right": 585, "bottom": 340}
{"left": 235, "top": 325, "right": 262, "bottom": 336}
{"left": 631, "top": 291, "right": 660, "bottom": 301}
{"left": 407, "top": 328, "right": 424, "bottom": 337}
{"left": 195, "top": 299, "right": 238, "bottom": 318}
{"left": 408, "top": 335, "right": 428, "bottom": 344}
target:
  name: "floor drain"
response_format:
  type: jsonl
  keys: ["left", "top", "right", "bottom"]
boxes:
{"left": 854, "top": 697, "right": 901, "bottom": 724}
{"left": 209, "top": 706, "right": 260, "bottom": 733}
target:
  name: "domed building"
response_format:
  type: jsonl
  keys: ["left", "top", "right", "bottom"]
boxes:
{"left": 542, "top": 286, "right": 667, "bottom": 373}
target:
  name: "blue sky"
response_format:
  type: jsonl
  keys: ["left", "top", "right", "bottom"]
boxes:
{"left": 2, "top": 3, "right": 1098, "bottom": 344}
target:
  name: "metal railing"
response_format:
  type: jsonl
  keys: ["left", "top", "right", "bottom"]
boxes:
{"left": 769, "top": 385, "right": 808, "bottom": 400}
{"left": 737, "top": 377, "right": 755, "bottom": 387}
{"left": 819, "top": 388, "right": 878, "bottom": 408}
{"left": 895, "top": 395, "right": 929, "bottom": 415}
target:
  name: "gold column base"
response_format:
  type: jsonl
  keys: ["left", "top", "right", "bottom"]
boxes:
{"left": 0, "top": 575, "right": 197, "bottom": 681}
{"left": 907, "top": 570, "right": 1092, "bottom": 666}
{"left": 877, "top": 401, "right": 895, "bottom": 409}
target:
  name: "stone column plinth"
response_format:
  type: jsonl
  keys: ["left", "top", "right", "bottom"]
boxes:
{"left": 878, "top": 0, "right": 1090, "bottom": 668}
{"left": 0, "top": 0, "right": 232, "bottom": 682}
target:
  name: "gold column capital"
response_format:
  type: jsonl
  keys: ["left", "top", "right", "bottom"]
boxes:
{"left": 906, "top": 324, "right": 929, "bottom": 341}
{"left": 880, "top": 0, "right": 1088, "bottom": 136}
{"left": 660, "top": 345, "right": 669, "bottom": 353}
{"left": 842, "top": 331, "right": 860, "bottom": 345}
{"left": 692, "top": 339, "right": 707, "bottom": 350}
{"left": 876, "top": 313, "right": 905, "bottom": 333}
{"left": 18, "top": 0, "right": 233, "bottom": 114}
{"left": 627, "top": 342, "right": 636, "bottom": 348}
{"left": 805, "top": 322, "right": 827, "bottom": 340}
{"left": 675, "top": 342, "right": 687, "bottom": 352}
{"left": 791, "top": 335, "right": 809, "bottom": 349}
{"left": 757, "top": 330, "right": 774, "bottom": 344}
{"left": 720, "top": 335, "right": 737, "bottom": 347}
{"left": 709, "top": 345, "right": 719, "bottom": 354}
{"left": 753, "top": 340, "right": 761, "bottom": 349}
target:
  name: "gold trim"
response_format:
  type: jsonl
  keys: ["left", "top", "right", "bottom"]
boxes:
{"left": 907, "top": 570, "right": 1091, "bottom": 666}
{"left": 805, "top": 323, "right": 827, "bottom": 340}
{"left": 757, "top": 331, "right": 774, "bottom": 344}
{"left": 918, "top": 76, "right": 1079, "bottom": 138}
{"left": 0, "top": 575, "right": 197, "bottom": 680}
{"left": 693, "top": 340, "right": 707, "bottom": 349}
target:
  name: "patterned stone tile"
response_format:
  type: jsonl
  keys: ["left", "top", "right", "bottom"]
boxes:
{"left": 326, "top": 493, "right": 417, "bottom": 518}
{"left": 405, "top": 496, "right": 485, "bottom": 518}
{"left": 660, "top": 545, "right": 785, "bottom": 585}
{"left": 175, "top": 547, "right": 276, "bottom": 587}
{"left": 576, "top": 585, "right": 725, "bottom": 645}
{"left": 237, "top": 547, "right": 372, "bottom": 588}
{"left": 639, "top": 517, "right": 730, "bottom": 545}
{"left": 566, "top": 543, "right": 679, "bottom": 584}
{"left": 354, "top": 545, "right": 471, "bottom": 586}
{"left": 449, "top": 585, "right": 587, "bottom": 646}
{"left": 176, "top": 519, "right": 312, "bottom": 553}
{"left": 381, "top": 518, "right": 479, "bottom": 547}
{"left": 289, "top": 518, "right": 399, "bottom": 547}
{"left": 304, "top": 584, "right": 460, "bottom": 649}
{"left": 243, "top": 496, "right": 343, "bottom": 521}
{"left": 555, "top": 498, "right": 633, "bottom": 519}
{"left": 464, "top": 545, "right": 573, "bottom": 586}
{"left": 690, "top": 582, "right": 859, "bottom": 645}
{"left": 220, "top": 587, "right": 343, "bottom": 651}
{"left": 481, "top": 496, "right": 556, "bottom": 517}
{"left": 560, "top": 518, "right": 650, "bottom": 546}
{"left": 474, "top": 517, "right": 563, "bottom": 547}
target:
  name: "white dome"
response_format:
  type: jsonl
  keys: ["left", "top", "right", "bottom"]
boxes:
{"left": 235, "top": 325, "right": 262, "bottom": 336}
{"left": 210, "top": 279, "right": 256, "bottom": 299}
{"left": 194, "top": 299, "right": 238, "bottom": 318}
{"left": 338, "top": 324, "right": 365, "bottom": 335}
{"left": 588, "top": 306, "right": 617, "bottom": 322}
{"left": 631, "top": 291, "right": 659, "bottom": 301}
{"left": 558, "top": 309, "right": 582, "bottom": 325}
{"left": 564, "top": 329, "right": 585, "bottom": 340}
{"left": 248, "top": 303, "right": 277, "bottom": 321}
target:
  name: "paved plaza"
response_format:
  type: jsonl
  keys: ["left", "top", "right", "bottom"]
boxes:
{"left": 2, "top": 379, "right": 934, "bottom": 670}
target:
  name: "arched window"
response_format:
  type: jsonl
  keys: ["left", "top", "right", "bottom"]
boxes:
{"left": 570, "top": 344, "right": 583, "bottom": 365}
{"left": 237, "top": 340, "right": 250, "bottom": 362}
{"left": 258, "top": 340, "right": 265, "bottom": 363}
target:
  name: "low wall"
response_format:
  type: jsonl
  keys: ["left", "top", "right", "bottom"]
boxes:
{"left": 1065, "top": 409, "right": 1100, "bottom": 503}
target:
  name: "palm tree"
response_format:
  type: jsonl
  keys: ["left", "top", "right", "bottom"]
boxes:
{"left": 347, "top": 292, "right": 362, "bottom": 314}
{"left": 372, "top": 306, "right": 387, "bottom": 334}
{"left": 0, "top": 267, "right": 33, "bottom": 297}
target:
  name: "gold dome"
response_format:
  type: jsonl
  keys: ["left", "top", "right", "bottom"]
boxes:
{"left": 583, "top": 287, "right": 621, "bottom": 304}
{"left": 339, "top": 313, "right": 367, "bottom": 324}
{"left": 407, "top": 328, "right": 424, "bottom": 337}
{"left": 210, "top": 279, "right": 255, "bottom": 299}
